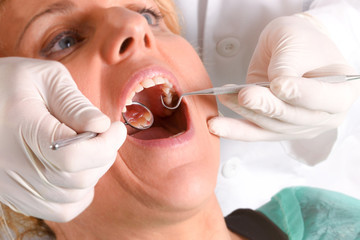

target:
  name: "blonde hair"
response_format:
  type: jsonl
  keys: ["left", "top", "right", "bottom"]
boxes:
{"left": 0, "top": 204, "right": 55, "bottom": 239}
{"left": 0, "top": 1, "right": 182, "bottom": 239}
{"left": 154, "top": 0, "right": 181, "bottom": 35}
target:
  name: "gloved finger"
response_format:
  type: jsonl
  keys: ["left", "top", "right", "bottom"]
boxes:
{"left": 247, "top": 15, "right": 354, "bottom": 84}
{"left": 226, "top": 105, "right": 324, "bottom": 134}
{"left": 35, "top": 60, "right": 110, "bottom": 133}
{"left": 246, "top": 106, "right": 344, "bottom": 137}
{"left": 41, "top": 121, "right": 126, "bottom": 172}
{"left": 302, "top": 64, "right": 356, "bottom": 78}
{"left": 236, "top": 85, "right": 339, "bottom": 126}
{"left": 42, "top": 161, "right": 113, "bottom": 189}
{"left": 1, "top": 188, "right": 94, "bottom": 222}
{"left": 4, "top": 58, "right": 109, "bottom": 133}
{"left": 5, "top": 169, "right": 95, "bottom": 203}
{"left": 216, "top": 85, "right": 273, "bottom": 111}
{"left": 265, "top": 17, "right": 350, "bottom": 80}
{"left": 16, "top": 152, "right": 113, "bottom": 191}
{"left": 217, "top": 92, "right": 240, "bottom": 111}
{"left": 271, "top": 76, "right": 360, "bottom": 113}
{"left": 217, "top": 86, "right": 344, "bottom": 138}
{"left": 208, "top": 117, "right": 289, "bottom": 141}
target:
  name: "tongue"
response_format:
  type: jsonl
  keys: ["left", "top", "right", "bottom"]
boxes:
{"left": 130, "top": 126, "right": 174, "bottom": 140}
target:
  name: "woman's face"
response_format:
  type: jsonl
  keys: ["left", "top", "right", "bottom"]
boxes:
{"left": 0, "top": 0, "right": 219, "bottom": 216}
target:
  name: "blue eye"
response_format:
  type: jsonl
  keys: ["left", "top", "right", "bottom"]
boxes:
{"left": 57, "top": 35, "right": 77, "bottom": 50}
{"left": 40, "top": 30, "right": 84, "bottom": 58}
{"left": 142, "top": 12, "right": 155, "bottom": 25}
{"left": 140, "top": 8, "right": 163, "bottom": 26}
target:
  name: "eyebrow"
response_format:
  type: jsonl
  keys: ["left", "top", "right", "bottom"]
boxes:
{"left": 16, "top": 1, "right": 76, "bottom": 49}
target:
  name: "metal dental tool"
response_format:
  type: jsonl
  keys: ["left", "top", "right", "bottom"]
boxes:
{"left": 51, "top": 75, "right": 360, "bottom": 150}
{"left": 50, "top": 102, "right": 154, "bottom": 150}
{"left": 161, "top": 75, "right": 360, "bottom": 110}
{"left": 161, "top": 82, "right": 271, "bottom": 110}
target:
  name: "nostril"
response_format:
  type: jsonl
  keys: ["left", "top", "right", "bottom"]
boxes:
{"left": 120, "top": 37, "right": 134, "bottom": 54}
{"left": 144, "top": 35, "right": 151, "bottom": 48}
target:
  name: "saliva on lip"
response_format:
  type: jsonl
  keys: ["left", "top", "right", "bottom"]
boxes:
{"left": 122, "top": 102, "right": 154, "bottom": 130}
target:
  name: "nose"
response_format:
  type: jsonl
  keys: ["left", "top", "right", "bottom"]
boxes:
{"left": 98, "top": 7, "right": 155, "bottom": 65}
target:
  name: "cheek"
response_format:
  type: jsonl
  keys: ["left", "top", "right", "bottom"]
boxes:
{"left": 64, "top": 60, "right": 104, "bottom": 107}
{"left": 65, "top": 60, "right": 126, "bottom": 123}
{"left": 159, "top": 37, "right": 211, "bottom": 86}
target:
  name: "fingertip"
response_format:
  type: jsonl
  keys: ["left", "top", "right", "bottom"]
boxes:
{"left": 237, "top": 85, "right": 268, "bottom": 108}
{"left": 217, "top": 93, "right": 237, "bottom": 105}
{"left": 108, "top": 121, "right": 128, "bottom": 148}
{"left": 81, "top": 110, "right": 111, "bottom": 133}
{"left": 271, "top": 77, "right": 299, "bottom": 100}
{"left": 208, "top": 117, "right": 230, "bottom": 137}
{"left": 237, "top": 86, "right": 256, "bottom": 107}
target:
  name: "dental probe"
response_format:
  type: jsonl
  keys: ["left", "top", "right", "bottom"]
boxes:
{"left": 161, "top": 82, "right": 271, "bottom": 110}
{"left": 161, "top": 75, "right": 360, "bottom": 110}
{"left": 50, "top": 132, "right": 97, "bottom": 150}
{"left": 50, "top": 102, "right": 154, "bottom": 150}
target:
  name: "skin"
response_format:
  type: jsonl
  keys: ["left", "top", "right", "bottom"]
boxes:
{"left": 0, "top": 0, "right": 246, "bottom": 239}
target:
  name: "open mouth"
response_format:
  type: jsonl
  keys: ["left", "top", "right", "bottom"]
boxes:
{"left": 122, "top": 76, "right": 187, "bottom": 140}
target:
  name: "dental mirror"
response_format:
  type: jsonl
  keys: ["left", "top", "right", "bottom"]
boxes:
{"left": 50, "top": 102, "right": 154, "bottom": 150}
{"left": 122, "top": 101, "right": 154, "bottom": 130}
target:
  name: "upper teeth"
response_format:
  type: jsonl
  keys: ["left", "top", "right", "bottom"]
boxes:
{"left": 123, "top": 76, "right": 174, "bottom": 112}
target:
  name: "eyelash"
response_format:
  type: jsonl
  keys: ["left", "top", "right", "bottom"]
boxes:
{"left": 139, "top": 7, "right": 164, "bottom": 26}
{"left": 39, "top": 7, "right": 164, "bottom": 59}
{"left": 40, "top": 29, "right": 84, "bottom": 58}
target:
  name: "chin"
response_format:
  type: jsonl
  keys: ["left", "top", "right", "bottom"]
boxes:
{"left": 113, "top": 121, "right": 220, "bottom": 211}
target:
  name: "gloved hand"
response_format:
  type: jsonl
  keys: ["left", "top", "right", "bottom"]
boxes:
{"left": 0, "top": 57, "right": 126, "bottom": 222}
{"left": 208, "top": 14, "right": 360, "bottom": 141}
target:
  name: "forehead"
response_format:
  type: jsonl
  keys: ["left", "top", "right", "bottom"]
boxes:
{"left": 0, "top": 0, "right": 158, "bottom": 26}
{"left": 0, "top": 0, "right": 153, "bottom": 11}
{"left": 0, "top": 0, "right": 155, "bottom": 16}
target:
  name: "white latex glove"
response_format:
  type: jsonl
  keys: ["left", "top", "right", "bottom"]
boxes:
{"left": 0, "top": 57, "right": 126, "bottom": 222}
{"left": 209, "top": 14, "right": 360, "bottom": 141}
